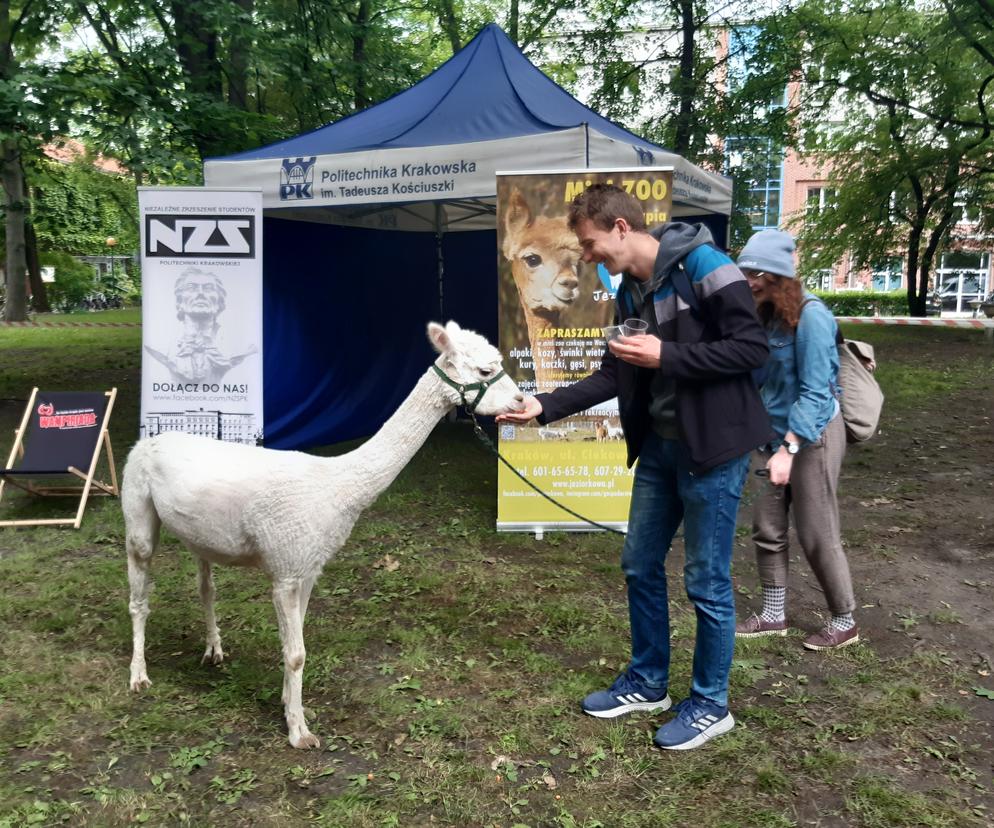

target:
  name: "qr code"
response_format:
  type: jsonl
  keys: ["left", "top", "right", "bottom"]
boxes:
{"left": 499, "top": 424, "right": 516, "bottom": 441}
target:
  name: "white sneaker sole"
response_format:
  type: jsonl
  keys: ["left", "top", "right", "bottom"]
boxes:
{"left": 803, "top": 632, "right": 860, "bottom": 651}
{"left": 656, "top": 712, "right": 735, "bottom": 750}
{"left": 735, "top": 627, "right": 788, "bottom": 639}
{"left": 583, "top": 695, "right": 672, "bottom": 719}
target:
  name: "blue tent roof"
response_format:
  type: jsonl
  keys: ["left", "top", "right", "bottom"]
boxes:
{"left": 215, "top": 24, "right": 664, "bottom": 161}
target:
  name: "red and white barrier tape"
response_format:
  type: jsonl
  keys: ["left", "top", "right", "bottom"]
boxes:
{"left": 836, "top": 316, "right": 994, "bottom": 329}
{"left": 0, "top": 320, "right": 140, "bottom": 328}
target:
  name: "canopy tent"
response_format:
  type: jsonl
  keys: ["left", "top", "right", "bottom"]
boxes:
{"left": 204, "top": 23, "right": 732, "bottom": 450}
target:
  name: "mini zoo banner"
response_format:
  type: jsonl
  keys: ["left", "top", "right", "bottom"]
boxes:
{"left": 495, "top": 168, "right": 673, "bottom": 533}
{"left": 138, "top": 188, "right": 264, "bottom": 444}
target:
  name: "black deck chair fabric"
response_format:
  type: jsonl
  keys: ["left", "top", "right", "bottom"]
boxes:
{"left": 0, "top": 388, "right": 119, "bottom": 528}
{"left": 2, "top": 391, "right": 110, "bottom": 475}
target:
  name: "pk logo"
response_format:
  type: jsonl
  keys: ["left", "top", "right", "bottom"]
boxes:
{"left": 280, "top": 156, "right": 317, "bottom": 200}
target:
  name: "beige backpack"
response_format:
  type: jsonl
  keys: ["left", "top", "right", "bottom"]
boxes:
{"left": 837, "top": 338, "right": 884, "bottom": 442}
{"left": 799, "top": 298, "right": 884, "bottom": 443}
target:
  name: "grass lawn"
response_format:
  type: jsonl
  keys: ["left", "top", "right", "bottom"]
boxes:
{"left": 0, "top": 318, "right": 992, "bottom": 826}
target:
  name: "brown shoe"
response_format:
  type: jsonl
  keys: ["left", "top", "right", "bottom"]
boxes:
{"left": 735, "top": 613, "right": 788, "bottom": 638}
{"left": 803, "top": 625, "right": 859, "bottom": 651}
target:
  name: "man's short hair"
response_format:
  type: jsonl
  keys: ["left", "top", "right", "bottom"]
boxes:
{"left": 567, "top": 183, "right": 647, "bottom": 233}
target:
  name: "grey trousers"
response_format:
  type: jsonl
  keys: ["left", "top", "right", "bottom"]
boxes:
{"left": 752, "top": 413, "right": 856, "bottom": 615}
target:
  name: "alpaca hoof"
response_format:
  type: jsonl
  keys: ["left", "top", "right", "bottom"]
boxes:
{"left": 130, "top": 675, "right": 151, "bottom": 692}
{"left": 201, "top": 645, "right": 225, "bottom": 666}
{"left": 290, "top": 731, "right": 321, "bottom": 750}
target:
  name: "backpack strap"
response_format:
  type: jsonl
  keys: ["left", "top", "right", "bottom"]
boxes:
{"left": 670, "top": 263, "right": 702, "bottom": 321}
{"left": 616, "top": 282, "right": 635, "bottom": 320}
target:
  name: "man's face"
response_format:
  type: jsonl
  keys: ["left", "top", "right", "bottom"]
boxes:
{"left": 177, "top": 274, "right": 223, "bottom": 317}
{"left": 574, "top": 217, "right": 628, "bottom": 275}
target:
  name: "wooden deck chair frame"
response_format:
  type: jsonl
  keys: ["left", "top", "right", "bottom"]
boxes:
{"left": 0, "top": 387, "right": 119, "bottom": 529}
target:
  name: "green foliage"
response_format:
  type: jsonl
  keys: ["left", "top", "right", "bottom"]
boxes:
{"left": 30, "top": 157, "right": 137, "bottom": 255}
{"left": 813, "top": 290, "right": 907, "bottom": 317}
{"left": 38, "top": 251, "right": 96, "bottom": 312}
{"left": 763, "top": 0, "right": 994, "bottom": 315}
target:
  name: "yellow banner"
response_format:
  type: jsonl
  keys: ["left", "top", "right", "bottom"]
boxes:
{"left": 496, "top": 168, "right": 673, "bottom": 531}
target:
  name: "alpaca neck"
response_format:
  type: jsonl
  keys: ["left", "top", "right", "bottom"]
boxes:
{"left": 523, "top": 309, "right": 562, "bottom": 393}
{"left": 343, "top": 367, "right": 451, "bottom": 509}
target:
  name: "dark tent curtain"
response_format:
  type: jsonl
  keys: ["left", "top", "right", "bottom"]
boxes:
{"left": 263, "top": 220, "right": 503, "bottom": 449}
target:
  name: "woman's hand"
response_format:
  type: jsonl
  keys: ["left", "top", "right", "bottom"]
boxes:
{"left": 766, "top": 448, "right": 794, "bottom": 486}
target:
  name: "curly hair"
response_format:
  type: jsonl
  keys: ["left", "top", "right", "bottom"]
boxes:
{"left": 756, "top": 274, "right": 804, "bottom": 331}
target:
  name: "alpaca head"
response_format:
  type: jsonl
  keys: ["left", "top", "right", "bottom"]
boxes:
{"left": 427, "top": 321, "right": 524, "bottom": 416}
{"left": 501, "top": 188, "right": 581, "bottom": 315}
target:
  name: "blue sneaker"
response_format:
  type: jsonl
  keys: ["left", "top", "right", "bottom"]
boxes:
{"left": 653, "top": 698, "right": 734, "bottom": 750}
{"left": 581, "top": 671, "right": 671, "bottom": 718}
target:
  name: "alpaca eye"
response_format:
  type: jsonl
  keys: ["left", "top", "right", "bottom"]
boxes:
{"left": 478, "top": 367, "right": 494, "bottom": 378}
{"left": 523, "top": 254, "right": 542, "bottom": 268}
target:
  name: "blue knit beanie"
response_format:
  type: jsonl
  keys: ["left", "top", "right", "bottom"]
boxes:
{"left": 737, "top": 229, "right": 796, "bottom": 278}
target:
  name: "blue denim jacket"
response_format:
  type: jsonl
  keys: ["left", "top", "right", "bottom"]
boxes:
{"left": 761, "top": 294, "right": 840, "bottom": 445}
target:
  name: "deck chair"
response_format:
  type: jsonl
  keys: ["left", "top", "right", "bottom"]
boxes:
{"left": 0, "top": 388, "right": 119, "bottom": 529}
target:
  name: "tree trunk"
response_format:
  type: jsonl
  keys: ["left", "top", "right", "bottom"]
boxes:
{"left": 508, "top": 0, "right": 519, "bottom": 45}
{"left": 2, "top": 138, "right": 28, "bottom": 321}
{"left": 352, "top": 0, "right": 370, "bottom": 111}
{"left": 25, "top": 221, "right": 49, "bottom": 313}
{"left": 436, "top": 0, "right": 461, "bottom": 53}
{"left": 170, "top": 1, "right": 223, "bottom": 157}
{"left": 672, "top": 0, "right": 696, "bottom": 155}
{"left": 905, "top": 223, "right": 926, "bottom": 317}
{"left": 227, "top": 0, "right": 254, "bottom": 110}
{"left": 170, "top": 3, "right": 222, "bottom": 99}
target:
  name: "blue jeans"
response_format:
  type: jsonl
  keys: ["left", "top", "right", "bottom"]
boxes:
{"left": 621, "top": 432, "right": 750, "bottom": 708}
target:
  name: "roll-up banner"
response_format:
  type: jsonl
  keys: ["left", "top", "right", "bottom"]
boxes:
{"left": 496, "top": 168, "right": 673, "bottom": 534}
{"left": 137, "top": 188, "right": 264, "bottom": 444}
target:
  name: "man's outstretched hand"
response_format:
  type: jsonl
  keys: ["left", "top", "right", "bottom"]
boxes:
{"left": 496, "top": 395, "right": 543, "bottom": 424}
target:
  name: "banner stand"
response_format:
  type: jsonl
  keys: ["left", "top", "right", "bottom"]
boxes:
{"left": 495, "top": 168, "right": 674, "bottom": 535}
{"left": 137, "top": 188, "right": 264, "bottom": 444}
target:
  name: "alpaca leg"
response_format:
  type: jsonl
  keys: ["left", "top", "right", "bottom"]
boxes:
{"left": 272, "top": 579, "right": 319, "bottom": 749}
{"left": 126, "top": 522, "right": 159, "bottom": 692}
{"left": 299, "top": 574, "right": 317, "bottom": 624}
{"left": 197, "top": 558, "right": 225, "bottom": 665}
{"left": 283, "top": 574, "right": 317, "bottom": 706}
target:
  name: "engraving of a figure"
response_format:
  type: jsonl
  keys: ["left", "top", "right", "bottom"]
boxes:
{"left": 145, "top": 267, "right": 258, "bottom": 384}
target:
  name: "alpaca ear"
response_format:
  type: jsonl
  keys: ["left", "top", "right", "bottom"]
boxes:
{"left": 427, "top": 322, "right": 451, "bottom": 354}
{"left": 502, "top": 188, "right": 532, "bottom": 257}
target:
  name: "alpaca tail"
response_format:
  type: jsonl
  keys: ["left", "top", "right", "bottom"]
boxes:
{"left": 121, "top": 439, "right": 162, "bottom": 560}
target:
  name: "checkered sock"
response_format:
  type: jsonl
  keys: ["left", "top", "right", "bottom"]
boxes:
{"left": 760, "top": 585, "right": 786, "bottom": 623}
{"left": 830, "top": 613, "right": 855, "bottom": 632}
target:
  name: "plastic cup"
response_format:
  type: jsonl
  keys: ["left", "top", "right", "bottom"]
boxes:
{"left": 623, "top": 318, "right": 649, "bottom": 336}
{"left": 602, "top": 325, "right": 624, "bottom": 344}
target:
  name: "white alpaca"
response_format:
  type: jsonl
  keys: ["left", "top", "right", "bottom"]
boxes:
{"left": 122, "top": 321, "right": 523, "bottom": 749}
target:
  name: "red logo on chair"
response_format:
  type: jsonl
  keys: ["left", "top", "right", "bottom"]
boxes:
{"left": 37, "top": 404, "right": 98, "bottom": 429}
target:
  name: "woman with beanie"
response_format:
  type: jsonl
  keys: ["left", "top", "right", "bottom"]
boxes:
{"left": 734, "top": 229, "right": 859, "bottom": 650}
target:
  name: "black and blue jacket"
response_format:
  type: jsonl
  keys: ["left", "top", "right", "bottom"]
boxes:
{"left": 536, "top": 222, "right": 774, "bottom": 472}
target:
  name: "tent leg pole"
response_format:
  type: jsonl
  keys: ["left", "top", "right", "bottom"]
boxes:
{"left": 435, "top": 203, "right": 445, "bottom": 322}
